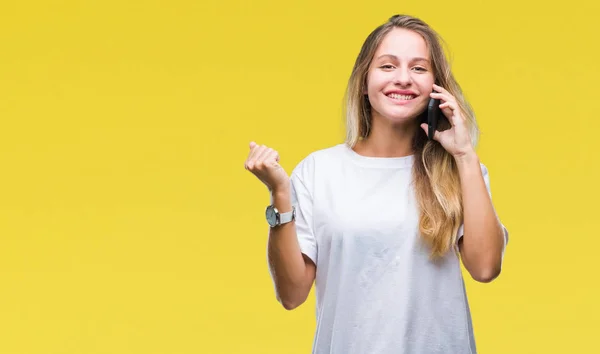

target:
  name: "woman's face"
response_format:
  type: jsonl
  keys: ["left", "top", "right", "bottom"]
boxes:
{"left": 366, "top": 28, "right": 435, "bottom": 127}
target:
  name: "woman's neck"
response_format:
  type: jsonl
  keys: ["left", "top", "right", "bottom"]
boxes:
{"left": 354, "top": 120, "right": 418, "bottom": 158}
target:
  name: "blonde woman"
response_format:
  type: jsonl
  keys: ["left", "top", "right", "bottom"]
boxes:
{"left": 245, "top": 14, "right": 508, "bottom": 354}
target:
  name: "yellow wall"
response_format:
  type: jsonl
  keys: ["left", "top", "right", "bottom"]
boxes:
{"left": 1, "top": 1, "right": 599, "bottom": 353}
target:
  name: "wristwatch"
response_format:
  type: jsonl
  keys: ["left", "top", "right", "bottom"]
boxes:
{"left": 265, "top": 205, "right": 296, "bottom": 228}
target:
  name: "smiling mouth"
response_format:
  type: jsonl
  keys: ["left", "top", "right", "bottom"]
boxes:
{"left": 387, "top": 93, "right": 416, "bottom": 100}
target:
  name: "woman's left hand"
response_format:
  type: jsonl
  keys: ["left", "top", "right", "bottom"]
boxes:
{"left": 420, "top": 84, "right": 475, "bottom": 159}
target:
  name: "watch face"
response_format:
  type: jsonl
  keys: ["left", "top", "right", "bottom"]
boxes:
{"left": 266, "top": 206, "right": 278, "bottom": 227}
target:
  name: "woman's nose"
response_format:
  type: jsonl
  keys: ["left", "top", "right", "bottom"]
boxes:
{"left": 393, "top": 69, "right": 411, "bottom": 86}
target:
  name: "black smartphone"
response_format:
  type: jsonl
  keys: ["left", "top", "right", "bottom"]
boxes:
{"left": 427, "top": 97, "right": 441, "bottom": 141}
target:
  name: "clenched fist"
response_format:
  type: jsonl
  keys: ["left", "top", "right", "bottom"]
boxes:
{"left": 244, "top": 142, "right": 290, "bottom": 193}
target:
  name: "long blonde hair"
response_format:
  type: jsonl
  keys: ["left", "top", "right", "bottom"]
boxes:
{"left": 344, "top": 14, "right": 479, "bottom": 258}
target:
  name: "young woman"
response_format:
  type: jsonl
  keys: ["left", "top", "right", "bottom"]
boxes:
{"left": 244, "top": 14, "right": 508, "bottom": 354}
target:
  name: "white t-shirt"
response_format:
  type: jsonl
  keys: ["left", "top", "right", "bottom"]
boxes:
{"left": 288, "top": 143, "right": 508, "bottom": 354}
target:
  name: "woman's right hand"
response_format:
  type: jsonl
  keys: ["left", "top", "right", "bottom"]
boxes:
{"left": 244, "top": 141, "right": 290, "bottom": 193}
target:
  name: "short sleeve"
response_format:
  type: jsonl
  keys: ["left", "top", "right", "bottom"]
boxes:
{"left": 289, "top": 157, "right": 318, "bottom": 265}
{"left": 456, "top": 163, "right": 509, "bottom": 251}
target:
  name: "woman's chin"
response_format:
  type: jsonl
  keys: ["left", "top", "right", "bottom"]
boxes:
{"left": 381, "top": 111, "right": 423, "bottom": 125}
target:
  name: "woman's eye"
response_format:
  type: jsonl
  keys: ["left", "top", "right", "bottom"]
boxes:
{"left": 380, "top": 65, "right": 395, "bottom": 69}
{"left": 412, "top": 67, "right": 427, "bottom": 72}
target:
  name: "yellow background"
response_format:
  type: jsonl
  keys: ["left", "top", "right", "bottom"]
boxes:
{"left": 1, "top": 0, "right": 599, "bottom": 353}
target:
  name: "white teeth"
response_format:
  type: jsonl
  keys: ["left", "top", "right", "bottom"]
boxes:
{"left": 388, "top": 93, "right": 415, "bottom": 100}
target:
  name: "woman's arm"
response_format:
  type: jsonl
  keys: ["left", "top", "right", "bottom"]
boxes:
{"left": 456, "top": 152, "right": 506, "bottom": 283}
{"left": 266, "top": 187, "right": 316, "bottom": 310}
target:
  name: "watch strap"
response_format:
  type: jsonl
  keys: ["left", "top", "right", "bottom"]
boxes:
{"left": 279, "top": 207, "right": 295, "bottom": 224}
